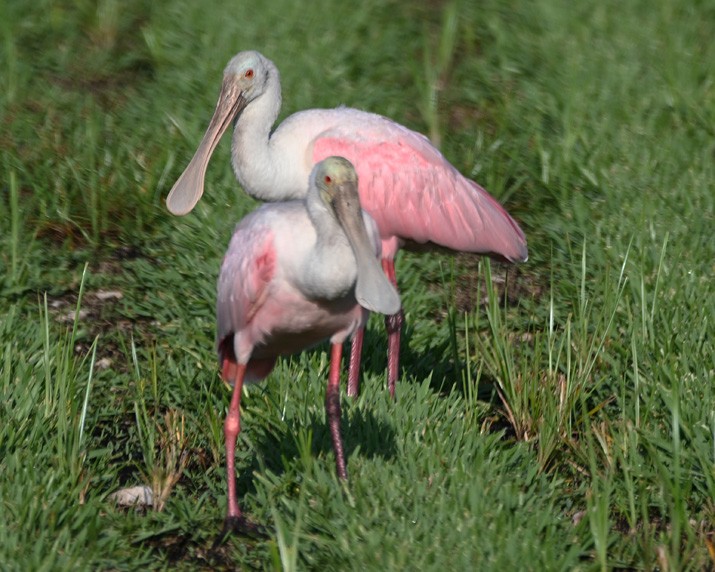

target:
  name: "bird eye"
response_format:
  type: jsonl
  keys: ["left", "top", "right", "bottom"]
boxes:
{"left": 244, "top": 69, "right": 254, "bottom": 79}
{"left": 324, "top": 175, "right": 332, "bottom": 184}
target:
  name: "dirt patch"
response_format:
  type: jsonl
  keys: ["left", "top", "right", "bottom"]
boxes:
{"left": 436, "top": 253, "right": 545, "bottom": 317}
{"left": 46, "top": 278, "right": 158, "bottom": 373}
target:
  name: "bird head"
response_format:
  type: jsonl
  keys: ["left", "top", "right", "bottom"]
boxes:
{"left": 312, "top": 156, "right": 360, "bottom": 218}
{"left": 310, "top": 157, "right": 401, "bottom": 317}
{"left": 165, "top": 50, "right": 276, "bottom": 216}
{"left": 222, "top": 51, "right": 272, "bottom": 105}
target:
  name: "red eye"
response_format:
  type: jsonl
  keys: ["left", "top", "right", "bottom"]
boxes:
{"left": 324, "top": 175, "right": 332, "bottom": 184}
{"left": 245, "top": 69, "right": 254, "bottom": 79}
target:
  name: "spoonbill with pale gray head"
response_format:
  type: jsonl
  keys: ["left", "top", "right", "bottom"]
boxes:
{"left": 167, "top": 50, "right": 527, "bottom": 399}
{"left": 216, "top": 156, "right": 399, "bottom": 532}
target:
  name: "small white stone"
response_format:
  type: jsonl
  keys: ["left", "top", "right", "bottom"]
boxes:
{"left": 109, "top": 485, "right": 154, "bottom": 507}
{"left": 95, "top": 290, "right": 124, "bottom": 301}
{"left": 59, "top": 309, "right": 89, "bottom": 323}
{"left": 95, "top": 357, "right": 113, "bottom": 370}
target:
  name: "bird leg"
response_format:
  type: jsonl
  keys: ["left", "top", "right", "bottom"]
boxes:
{"left": 346, "top": 328, "right": 364, "bottom": 398}
{"left": 382, "top": 259, "right": 403, "bottom": 399}
{"left": 326, "top": 343, "right": 348, "bottom": 479}
{"left": 218, "top": 362, "right": 265, "bottom": 538}
{"left": 224, "top": 362, "right": 245, "bottom": 522}
{"left": 346, "top": 259, "right": 403, "bottom": 400}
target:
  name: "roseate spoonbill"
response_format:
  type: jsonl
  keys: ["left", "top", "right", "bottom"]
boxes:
{"left": 216, "top": 156, "right": 400, "bottom": 531}
{"left": 167, "top": 50, "right": 527, "bottom": 398}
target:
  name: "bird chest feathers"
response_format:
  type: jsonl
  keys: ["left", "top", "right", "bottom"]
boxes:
{"left": 276, "top": 225, "right": 358, "bottom": 303}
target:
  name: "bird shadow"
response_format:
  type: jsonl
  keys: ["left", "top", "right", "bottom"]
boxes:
{"left": 358, "top": 321, "right": 512, "bottom": 427}
{"left": 313, "top": 402, "right": 398, "bottom": 463}
{"left": 236, "top": 394, "right": 397, "bottom": 494}
{"left": 357, "top": 316, "right": 466, "bottom": 396}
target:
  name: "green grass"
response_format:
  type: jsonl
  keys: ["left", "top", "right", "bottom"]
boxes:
{"left": 1, "top": 0, "right": 714, "bottom": 569}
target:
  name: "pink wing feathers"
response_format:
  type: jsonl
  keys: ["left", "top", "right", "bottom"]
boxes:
{"left": 217, "top": 217, "right": 277, "bottom": 382}
{"left": 312, "top": 118, "right": 527, "bottom": 263}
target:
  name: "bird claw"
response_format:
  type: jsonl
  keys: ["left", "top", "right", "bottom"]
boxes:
{"left": 213, "top": 515, "right": 268, "bottom": 546}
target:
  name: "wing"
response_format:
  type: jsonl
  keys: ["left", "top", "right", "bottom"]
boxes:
{"left": 311, "top": 115, "right": 528, "bottom": 262}
{"left": 216, "top": 214, "right": 276, "bottom": 370}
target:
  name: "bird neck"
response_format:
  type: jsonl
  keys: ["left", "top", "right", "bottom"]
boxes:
{"left": 305, "top": 191, "right": 349, "bottom": 253}
{"left": 299, "top": 193, "right": 357, "bottom": 300}
{"left": 230, "top": 63, "right": 297, "bottom": 201}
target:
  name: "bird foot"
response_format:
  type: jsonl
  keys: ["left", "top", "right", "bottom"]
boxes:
{"left": 213, "top": 515, "right": 268, "bottom": 547}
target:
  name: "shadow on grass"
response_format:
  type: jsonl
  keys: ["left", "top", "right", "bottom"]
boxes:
{"left": 358, "top": 317, "right": 468, "bottom": 397}
{"left": 239, "top": 404, "right": 397, "bottom": 489}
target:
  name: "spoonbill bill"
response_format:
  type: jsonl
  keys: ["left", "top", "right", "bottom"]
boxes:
{"left": 216, "top": 156, "right": 400, "bottom": 531}
{"left": 167, "top": 50, "right": 527, "bottom": 398}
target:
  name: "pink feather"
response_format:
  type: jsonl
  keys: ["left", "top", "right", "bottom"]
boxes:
{"left": 311, "top": 119, "right": 527, "bottom": 262}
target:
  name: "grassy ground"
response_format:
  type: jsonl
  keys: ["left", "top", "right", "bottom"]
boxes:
{"left": 1, "top": 0, "right": 713, "bottom": 569}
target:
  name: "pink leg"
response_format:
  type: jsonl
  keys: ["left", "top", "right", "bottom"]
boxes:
{"left": 219, "top": 363, "right": 264, "bottom": 538}
{"left": 225, "top": 363, "right": 246, "bottom": 521}
{"left": 325, "top": 343, "right": 348, "bottom": 479}
{"left": 346, "top": 328, "right": 364, "bottom": 398}
{"left": 382, "top": 259, "right": 404, "bottom": 399}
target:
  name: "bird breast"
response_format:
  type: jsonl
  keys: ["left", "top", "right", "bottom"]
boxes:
{"left": 275, "top": 223, "right": 358, "bottom": 302}
{"left": 249, "top": 293, "right": 364, "bottom": 361}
